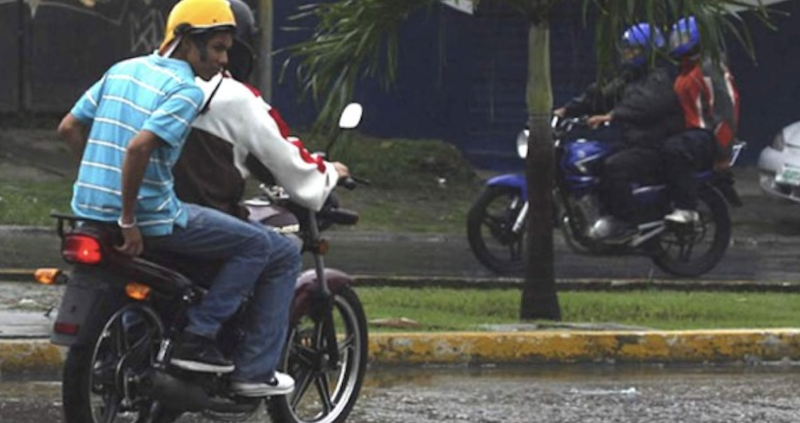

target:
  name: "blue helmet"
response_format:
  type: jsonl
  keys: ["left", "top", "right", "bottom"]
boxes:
{"left": 669, "top": 16, "right": 700, "bottom": 58}
{"left": 620, "top": 23, "right": 666, "bottom": 68}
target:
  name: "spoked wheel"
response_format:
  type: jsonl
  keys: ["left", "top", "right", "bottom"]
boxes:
{"left": 467, "top": 186, "right": 527, "bottom": 274}
{"left": 62, "top": 303, "right": 168, "bottom": 423}
{"left": 651, "top": 187, "right": 731, "bottom": 277}
{"left": 268, "top": 286, "right": 368, "bottom": 423}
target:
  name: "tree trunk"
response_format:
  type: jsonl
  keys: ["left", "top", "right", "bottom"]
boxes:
{"left": 520, "top": 21, "right": 561, "bottom": 321}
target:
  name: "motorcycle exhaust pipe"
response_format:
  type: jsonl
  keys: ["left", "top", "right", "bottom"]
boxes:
{"left": 146, "top": 370, "right": 211, "bottom": 412}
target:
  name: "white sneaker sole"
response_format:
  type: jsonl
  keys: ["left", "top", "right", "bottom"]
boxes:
{"left": 170, "top": 358, "right": 235, "bottom": 373}
{"left": 232, "top": 384, "right": 295, "bottom": 397}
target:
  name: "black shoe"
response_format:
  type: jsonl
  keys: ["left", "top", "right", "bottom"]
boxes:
{"left": 170, "top": 332, "right": 235, "bottom": 373}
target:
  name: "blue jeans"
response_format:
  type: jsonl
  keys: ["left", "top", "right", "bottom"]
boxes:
{"left": 146, "top": 204, "right": 300, "bottom": 382}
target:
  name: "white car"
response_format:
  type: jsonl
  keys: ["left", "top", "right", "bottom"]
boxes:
{"left": 758, "top": 120, "right": 800, "bottom": 203}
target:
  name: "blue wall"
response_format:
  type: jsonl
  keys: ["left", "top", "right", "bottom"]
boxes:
{"left": 272, "top": 2, "right": 597, "bottom": 171}
{"left": 2, "top": 1, "right": 790, "bottom": 171}
{"left": 273, "top": 2, "right": 799, "bottom": 171}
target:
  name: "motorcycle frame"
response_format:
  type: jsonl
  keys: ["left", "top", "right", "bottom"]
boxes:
{"left": 48, "top": 211, "right": 355, "bottom": 374}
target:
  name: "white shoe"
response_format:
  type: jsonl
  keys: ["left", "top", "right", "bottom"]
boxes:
{"left": 665, "top": 209, "right": 699, "bottom": 224}
{"left": 231, "top": 372, "right": 295, "bottom": 397}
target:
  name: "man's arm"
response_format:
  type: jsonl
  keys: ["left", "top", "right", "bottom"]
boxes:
{"left": 116, "top": 130, "right": 160, "bottom": 257}
{"left": 612, "top": 70, "right": 677, "bottom": 124}
{"left": 57, "top": 113, "right": 89, "bottom": 160}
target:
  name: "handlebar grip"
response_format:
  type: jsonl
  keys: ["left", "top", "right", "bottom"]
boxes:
{"left": 340, "top": 176, "right": 357, "bottom": 190}
{"left": 339, "top": 176, "right": 370, "bottom": 190}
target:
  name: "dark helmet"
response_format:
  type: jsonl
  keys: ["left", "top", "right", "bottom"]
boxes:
{"left": 227, "top": 0, "right": 259, "bottom": 81}
{"left": 669, "top": 16, "right": 700, "bottom": 58}
{"left": 620, "top": 22, "right": 665, "bottom": 68}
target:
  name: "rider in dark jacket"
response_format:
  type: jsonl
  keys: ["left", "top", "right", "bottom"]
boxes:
{"left": 565, "top": 23, "right": 684, "bottom": 241}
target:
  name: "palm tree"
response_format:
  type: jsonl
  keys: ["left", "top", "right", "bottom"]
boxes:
{"left": 283, "top": 0, "right": 771, "bottom": 320}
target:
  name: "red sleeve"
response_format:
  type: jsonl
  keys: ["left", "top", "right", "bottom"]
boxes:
{"left": 242, "top": 82, "right": 326, "bottom": 172}
{"left": 268, "top": 107, "right": 292, "bottom": 139}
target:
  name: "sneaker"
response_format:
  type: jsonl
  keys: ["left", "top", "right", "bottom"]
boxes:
{"left": 664, "top": 209, "right": 699, "bottom": 224}
{"left": 170, "top": 332, "right": 235, "bottom": 373}
{"left": 231, "top": 372, "right": 295, "bottom": 397}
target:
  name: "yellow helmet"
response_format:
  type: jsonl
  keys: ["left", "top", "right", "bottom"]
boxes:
{"left": 159, "top": 0, "right": 236, "bottom": 54}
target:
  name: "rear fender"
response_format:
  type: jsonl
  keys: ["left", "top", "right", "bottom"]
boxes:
{"left": 707, "top": 170, "right": 743, "bottom": 207}
{"left": 290, "top": 268, "right": 352, "bottom": 323}
{"left": 486, "top": 174, "right": 527, "bottom": 199}
{"left": 51, "top": 267, "right": 128, "bottom": 346}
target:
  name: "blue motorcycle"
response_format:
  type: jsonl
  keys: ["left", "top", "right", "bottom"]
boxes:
{"left": 466, "top": 116, "right": 744, "bottom": 276}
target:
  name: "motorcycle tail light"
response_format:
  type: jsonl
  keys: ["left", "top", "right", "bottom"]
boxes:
{"left": 62, "top": 234, "right": 103, "bottom": 265}
{"left": 54, "top": 322, "right": 79, "bottom": 336}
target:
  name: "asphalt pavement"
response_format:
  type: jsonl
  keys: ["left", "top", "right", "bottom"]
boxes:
{"left": 4, "top": 138, "right": 800, "bottom": 374}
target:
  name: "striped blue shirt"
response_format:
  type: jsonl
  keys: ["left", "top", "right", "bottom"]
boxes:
{"left": 70, "top": 53, "right": 204, "bottom": 236}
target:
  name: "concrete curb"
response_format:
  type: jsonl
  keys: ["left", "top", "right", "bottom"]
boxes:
{"left": 368, "top": 330, "right": 800, "bottom": 366}
{"left": 4, "top": 330, "right": 800, "bottom": 375}
{"left": 0, "top": 340, "right": 65, "bottom": 374}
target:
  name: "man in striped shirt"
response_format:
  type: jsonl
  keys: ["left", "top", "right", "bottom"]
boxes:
{"left": 56, "top": 0, "right": 296, "bottom": 396}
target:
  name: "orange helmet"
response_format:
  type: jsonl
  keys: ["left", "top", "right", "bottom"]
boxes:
{"left": 159, "top": 0, "right": 236, "bottom": 54}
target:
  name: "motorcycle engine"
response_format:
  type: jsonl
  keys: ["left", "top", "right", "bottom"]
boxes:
{"left": 567, "top": 193, "right": 601, "bottom": 238}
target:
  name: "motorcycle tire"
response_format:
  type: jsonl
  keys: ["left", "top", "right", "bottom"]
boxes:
{"left": 62, "top": 302, "right": 168, "bottom": 423}
{"left": 267, "top": 285, "right": 368, "bottom": 423}
{"left": 651, "top": 186, "right": 731, "bottom": 277}
{"left": 467, "top": 186, "right": 526, "bottom": 274}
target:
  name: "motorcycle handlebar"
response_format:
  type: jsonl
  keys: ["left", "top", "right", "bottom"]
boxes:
{"left": 338, "top": 175, "right": 370, "bottom": 190}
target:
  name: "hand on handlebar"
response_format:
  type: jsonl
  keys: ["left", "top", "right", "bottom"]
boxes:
{"left": 587, "top": 114, "right": 612, "bottom": 129}
{"left": 333, "top": 162, "right": 350, "bottom": 180}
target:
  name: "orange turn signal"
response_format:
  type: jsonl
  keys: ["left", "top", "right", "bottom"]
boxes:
{"left": 125, "top": 283, "right": 151, "bottom": 301}
{"left": 34, "top": 268, "right": 63, "bottom": 285}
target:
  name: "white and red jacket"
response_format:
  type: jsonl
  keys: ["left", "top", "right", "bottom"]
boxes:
{"left": 674, "top": 57, "right": 741, "bottom": 161}
{"left": 173, "top": 73, "right": 339, "bottom": 219}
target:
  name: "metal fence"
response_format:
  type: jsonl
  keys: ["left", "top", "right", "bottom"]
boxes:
{"left": 0, "top": 0, "right": 171, "bottom": 113}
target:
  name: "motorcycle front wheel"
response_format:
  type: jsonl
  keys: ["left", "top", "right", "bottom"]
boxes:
{"left": 651, "top": 186, "right": 731, "bottom": 277}
{"left": 467, "top": 186, "right": 527, "bottom": 274}
{"left": 62, "top": 302, "right": 169, "bottom": 423}
{"left": 268, "top": 285, "right": 368, "bottom": 423}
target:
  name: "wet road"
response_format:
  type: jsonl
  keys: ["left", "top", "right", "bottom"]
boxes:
{"left": 4, "top": 225, "right": 800, "bottom": 283}
{"left": 4, "top": 191, "right": 800, "bottom": 282}
{"left": 3, "top": 365, "right": 800, "bottom": 423}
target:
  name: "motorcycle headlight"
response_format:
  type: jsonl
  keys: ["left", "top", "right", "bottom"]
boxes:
{"left": 516, "top": 129, "right": 530, "bottom": 159}
{"left": 773, "top": 131, "right": 785, "bottom": 152}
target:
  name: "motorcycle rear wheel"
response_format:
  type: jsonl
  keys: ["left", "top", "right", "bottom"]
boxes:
{"left": 467, "top": 186, "right": 526, "bottom": 274}
{"left": 267, "top": 286, "right": 368, "bottom": 423}
{"left": 651, "top": 186, "right": 731, "bottom": 277}
{"left": 62, "top": 302, "right": 170, "bottom": 423}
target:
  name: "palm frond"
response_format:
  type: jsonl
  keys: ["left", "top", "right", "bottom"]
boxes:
{"left": 280, "top": 0, "right": 437, "bottom": 134}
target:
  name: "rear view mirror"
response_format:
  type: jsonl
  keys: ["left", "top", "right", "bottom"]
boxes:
{"left": 339, "top": 103, "right": 363, "bottom": 129}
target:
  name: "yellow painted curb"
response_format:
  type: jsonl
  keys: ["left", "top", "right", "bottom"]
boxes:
{"left": 4, "top": 330, "right": 800, "bottom": 374}
{"left": 0, "top": 340, "right": 65, "bottom": 374}
{"left": 368, "top": 330, "right": 800, "bottom": 365}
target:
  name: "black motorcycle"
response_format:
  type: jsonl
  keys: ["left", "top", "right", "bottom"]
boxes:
{"left": 36, "top": 103, "right": 368, "bottom": 423}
